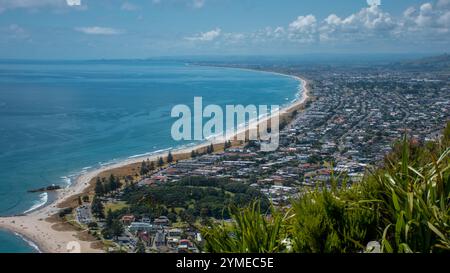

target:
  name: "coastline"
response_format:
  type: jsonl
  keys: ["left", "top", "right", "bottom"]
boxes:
{"left": 0, "top": 70, "right": 311, "bottom": 253}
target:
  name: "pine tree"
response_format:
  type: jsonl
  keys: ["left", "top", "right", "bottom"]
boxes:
{"left": 149, "top": 161, "right": 155, "bottom": 171}
{"left": 140, "top": 160, "right": 148, "bottom": 176}
{"left": 103, "top": 181, "right": 111, "bottom": 194}
{"left": 91, "top": 196, "right": 105, "bottom": 218}
{"left": 94, "top": 177, "right": 104, "bottom": 196}
{"left": 106, "top": 208, "right": 114, "bottom": 228}
{"left": 224, "top": 140, "right": 232, "bottom": 150}
{"left": 167, "top": 151, "right": 173, "bottom": 163}
{"left": 207, "top": 143, "right": 214, "bottom": 154}
{"left": 108, "top": 174, "right": 121, "bottom": 191}
{"left": 115, "top": 178, "right": 122, "bottom": 190}
{"left": 111, "top": 220, "right": 124, "bottom": 238}
{"left": 157, "top": 157, "right": 164, "bottom": 167}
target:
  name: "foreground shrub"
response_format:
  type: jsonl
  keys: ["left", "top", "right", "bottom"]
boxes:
{"left": 202, "top": 122, "right": 450, "bottom": 253}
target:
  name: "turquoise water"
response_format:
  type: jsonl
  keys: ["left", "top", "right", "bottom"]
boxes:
{"left": 0, "top": 230, "right": 39, "bottom": 253}
{"left": 0, "top": 60, "right": 300, "bottom": 252}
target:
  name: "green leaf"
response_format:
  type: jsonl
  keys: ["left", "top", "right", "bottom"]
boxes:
{"left": 427, "top": 222, "right": 446, "bottom": 241}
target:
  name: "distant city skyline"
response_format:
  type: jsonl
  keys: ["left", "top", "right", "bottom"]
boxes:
{"left": 0, "top": 0, "right": 449, "bottom": 59}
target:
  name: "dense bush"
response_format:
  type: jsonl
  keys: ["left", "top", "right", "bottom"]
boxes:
{"left": 120, "top": 177, "right": 269, "bottom": 221}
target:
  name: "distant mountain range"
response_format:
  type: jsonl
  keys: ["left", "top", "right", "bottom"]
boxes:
{"left": 394, "top": 53, "right": 450, "bottom": 71}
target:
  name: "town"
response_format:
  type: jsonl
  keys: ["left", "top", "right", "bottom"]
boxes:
{"left": 69, "top": 56, "right": 449, "bottom": 253}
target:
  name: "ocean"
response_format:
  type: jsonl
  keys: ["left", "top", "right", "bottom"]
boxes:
{"left": 0, "top": 60, "right": 301, "bottom": 252}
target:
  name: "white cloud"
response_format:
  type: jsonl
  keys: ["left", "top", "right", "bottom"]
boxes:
{"left": 0, "top": 0, "right": 83, "bottom": 12}
{"left": 150, "top": 0, "right": 206, "bottom": 9}
{"left": 288, "top": 15, "right": 317, "bottom": 42}
{"left": 286, "top": 6, "right": 396, "bottom": 43}
{"left": 66, "top": 0, "right": 81, "bottom": 6}
{"left": 289, "top": 15, "right": 317, "bottom": 31}
{"left": 437, "top": 0, "right": 450, "bottom": 8}
{"left": 222, "top": 32, "right": 246, "bottom": 44}
{"left": 367, "top": 0, "right": 381, "bottom": 7}
{"left": 121, "top": 2, "right": 138, "bottom": 11}
{"left": 0, "top": 0, "right": 62, "bottom": 11}
{"left": 193, "top": 0, "right": 205, "bottom": 9}
{"left": 75, "top": 26, "right": 123, "bottom": 35}
{"left": 183, "top": 0, "right": 449, "bottom": 47}
{"left": 402, "top": 1, "right": 450, "bottom": 31}
{"left": 0, "top": 24, "right": 29, "bottom": 40}
{"left": 438, "top": 11, "right": 450, "bottom": 26}
{"left": 185, "top": 28, "right": 221, "bottom": 41}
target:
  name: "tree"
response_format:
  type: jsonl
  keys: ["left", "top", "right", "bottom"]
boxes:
{"left": 77, "top": 196, "right": 82, "bottom": 206}
{"left": 157, "top": 157, "right": 164, "bottom": 167}
{"left": 149, "top": 161, "right": 155, "bottom": 171}
{"left": 167, "top": 212, "right": 177, "bottom": 223}
{"left": 111, "top": 220, "right": 124, "bottom": 238}
{"left": 91, "top": 196, "right": 105, "bottom": 218}
{"left": 115, "top": 178, "right": 122, "bottom": 191}
{"left": 224, "top": 140, "right": 232, "bottom": 150}
{"left": 135, "top": 239, "right": 146, "bottom": 253}
{"left": 108, "top": 174, "right": 117, "bottom": 192}
{"left": 191, "top": 150, "right": 197, "bottom": 158}
{"left": 207, "top": 143, "right": 214, "bottom": 154}
{"left": 103, "top": 180, "right": 111, "bottom": 194}
{"left": 94, "top": 177, "right": 104, "bottom": 196}
{"left": 140, "top": 160, "right": 148, "bottom": 176}
{"left": 106, "top": 209, "right": 114, "bottom": 228}
{"left": 167, "top": 151, "right": 174, "bottom": 163}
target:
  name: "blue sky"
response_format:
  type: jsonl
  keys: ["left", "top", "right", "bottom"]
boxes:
{"left": 0, "top": 0, "right": 449, "bottom": 59}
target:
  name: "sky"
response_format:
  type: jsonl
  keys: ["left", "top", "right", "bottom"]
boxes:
{"left": 0, "top": 0, "right": 449, "bottom": 59}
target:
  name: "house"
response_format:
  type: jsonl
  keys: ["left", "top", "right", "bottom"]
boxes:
{"left": 177, "top": 239, "right": 196, "bottom": 253}
{"left": 167, "top": 228, "right": 182, "bottom": 247}
{"left": 154, "top": 216, "right": 170, "bottom": 226}
{"left": 121, "top": 215, "right": 135, "bottom": 225}
{"left": 128, "top": 222, "right": 158, "bottom": 234}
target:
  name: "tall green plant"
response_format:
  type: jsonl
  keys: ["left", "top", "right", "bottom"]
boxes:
{"left": 289, "top": 179, "right": 379, "bottom": 253}
{"left": 200, "top": 202, "right": 289, "bottom": 253}
{"left": 202, "top": 123, "right": 450, "bottom": 253}
{"left": 375, "top": 144, "right": 450, "bottom": 253}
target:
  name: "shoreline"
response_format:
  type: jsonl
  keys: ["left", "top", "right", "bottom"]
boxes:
{"left": 0, "top": 69, "right": 311, "bottom": 253}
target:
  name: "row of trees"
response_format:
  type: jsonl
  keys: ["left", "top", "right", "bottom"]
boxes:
{"left": 139, "top": 151, "right": 175, "bottom": 176}
{"left": 140, "top": 159, "right": 155, "bottom": 175}
{"left": 94, "top": 174, "right": 122, "bottom": 196}
{"left": 191, "top": 143, "right": 219, "bottom": 158}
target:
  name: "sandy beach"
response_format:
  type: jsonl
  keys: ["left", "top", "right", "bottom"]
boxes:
{"left": 0, "top": 72, "right": 311, "bottom": 253}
